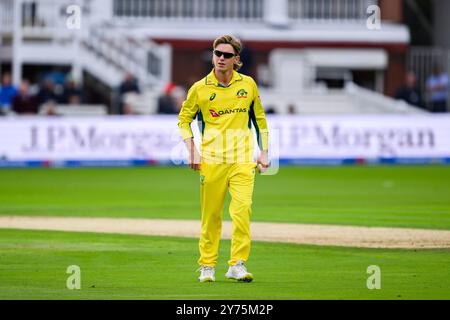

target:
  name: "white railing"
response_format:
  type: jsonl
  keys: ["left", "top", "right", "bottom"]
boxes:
{"left": 82, "top": 27, "right": 171, "bottom": 88}
{"left": 288, "top": 0, "right": 378, "bottom": 22}
{"left": 21, "top": 0, "right": 65, "bottom": 37}
{"left": 407, "top": 47, "right": 450, "bottom": 110}
{"left": 3, "top": 0, "right": 384, "bottom": 31}
{"left": 4, "top": 0, "right": 383, "bottom": 30}
{"left": 0, "top": 0, "right": 14, "bottom": 33}
{"left": 9, "top": 0, "right": 108, "bottom": 38}
{"left": 0, "top": 0, "right": 94, "bottom": 39}
{"left": 113, "top": 0, "right": 264, "bottom": 21}
{"left": 112, "top": 0, "right": 377, "bottom": 23}
{"left": 6, "top": 0, "right": 171, "bottom": 89}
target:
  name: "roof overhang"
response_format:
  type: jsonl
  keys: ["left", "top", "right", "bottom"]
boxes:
{"left": 127, "top": 21, "right": 410, "bottom": 46}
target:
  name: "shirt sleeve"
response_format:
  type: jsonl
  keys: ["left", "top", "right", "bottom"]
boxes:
{"left": 178, "top": 83, "right": 199, "bottom": 141}
{"left": 249, "top": 79, "right": 269, "bottom": 151}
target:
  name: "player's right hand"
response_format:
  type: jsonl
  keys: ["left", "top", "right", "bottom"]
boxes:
{"left": 184, "top": 137, "right": 201, "bottom": 171}
{"left": 189, "top": 149, "right": 202, "bottom": 171}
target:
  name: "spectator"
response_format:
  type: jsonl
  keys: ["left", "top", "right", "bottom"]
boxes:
{"left": 265, "top": 106, "right": 276, "bottom": 114}
{"left": 0, "top": 73, "right": 18, "bottom": 115}
{"left": 12, "top": 80, "right": 39, "bottom": 115}
{"left": 287, "top": 104, "right": 296, "bottom": 114}
{"left": 118, "top": 73, "right": 140, "bottom": 114}
{"left": 40, "top": 101, "right": 59, "bottom": 116}
{"left": 157, "top": 82, "right": 178, "bottom": 114}
{"left": 426, "top": 64, "right": 449, "bottom": 113}
{"left": 122, "top": 101, "right": 137, "bottom": 115}
{"left": 37, "top": 78, "right": 59, "bottom": 106}
{"left": 61, "top": 78, "right": 83, "bottom": 104}
{"left": 395, "top": 72, "right": 423, "bottom": 108}
{"left": 44, "top": 70, "right": 66, "bottom": 86}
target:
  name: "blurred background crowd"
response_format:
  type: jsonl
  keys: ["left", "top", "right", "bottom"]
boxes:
{"left": 0, "top": 0, "right": 449, "bottom": 116}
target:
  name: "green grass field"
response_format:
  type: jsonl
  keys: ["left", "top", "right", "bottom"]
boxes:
{"left": 0, "top": 229, "right": 449, "bottom": 300}
{"left": 1, "top": 166, "right": 450, "bottom": 229}
{"left": 0, "top": 165, "right": 449, "bottom": 299}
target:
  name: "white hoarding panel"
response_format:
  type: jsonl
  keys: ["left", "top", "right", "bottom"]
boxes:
{"left": 0, "top": 115, "right": 449, "bottom": 166}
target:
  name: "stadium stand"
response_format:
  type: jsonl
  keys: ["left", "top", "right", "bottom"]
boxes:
{"left": 0, "top": 0, "right": 448, "bottom": 115}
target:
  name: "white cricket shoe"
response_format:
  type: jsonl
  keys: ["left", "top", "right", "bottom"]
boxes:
{"left": 225, "top": 260, "right": 253, "bottom": 282}
{"left": 198, "top": 266, "right": 215, "bottom": 282}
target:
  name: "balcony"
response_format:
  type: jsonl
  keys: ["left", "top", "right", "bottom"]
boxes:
{"left": 288, "top": 0, "right": 378, "bottom": 22}
{"left": 1, "top": 0, "right": 383, "bottom": 36}
{"left": 0, "top": 0, "right": 13, "bottom": 34}
{"left": 113, "top": 0, "right": 264, "bottom": 22}
{"left": 112, "top": 0, "right": 378, "bottom": 23}
{"left": 0, "top": 0, "right": 171, "bottom": 88}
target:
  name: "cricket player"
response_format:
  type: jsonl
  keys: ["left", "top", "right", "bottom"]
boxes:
{"left": 178, "top": 35, "right": 269, "bottom": 283}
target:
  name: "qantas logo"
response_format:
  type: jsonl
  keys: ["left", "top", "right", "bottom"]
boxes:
{"left": 209, "top": 109, "right": 220, "bottom": 117}
{"left": 209, "top": 108, "right": 247, "bottom": 118}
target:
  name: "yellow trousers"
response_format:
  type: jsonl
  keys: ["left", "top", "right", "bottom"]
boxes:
{"left": 198, "top": 162, "right": 256, "bottom": 267}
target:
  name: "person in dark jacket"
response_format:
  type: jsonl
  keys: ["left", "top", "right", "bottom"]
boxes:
{"left": 395, "top": 72, "right": 423, "bottom": 109}
{"left": 157, "top": 82, "right": 178, "bottom": 114}
{"left": 37, "top": 78, "right": 59, "bottom": 105}
{"left": 118, "top": 73, "right": 140, "bottom": 114}
{"left": 61, "top": 78, "right": 83, "bottom": 104}
{"left": 12, "top": 80, "right": 39, "bottom": 115}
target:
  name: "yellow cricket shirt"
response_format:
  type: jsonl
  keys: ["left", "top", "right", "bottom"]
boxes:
{"left": 178, "top": 69, "right": 269, "bottom": 164}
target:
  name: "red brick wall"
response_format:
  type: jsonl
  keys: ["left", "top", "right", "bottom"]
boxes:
{"left": 159, "top": 38, "right": 407, "bottom": 97}
{"left": 171, "top": 50, "right": 210, "bottom": 89}
{"left": 385, "top": 51, "right": 406, "bottom": 97}
{"left": 379, "top": 0, "right": 403, "bottom": 22}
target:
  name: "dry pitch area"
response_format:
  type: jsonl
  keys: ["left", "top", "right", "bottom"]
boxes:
{"left": 1, "top": 216, "right": 449, "bottom": 249}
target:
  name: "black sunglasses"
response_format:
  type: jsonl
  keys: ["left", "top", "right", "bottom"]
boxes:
{"left": 213, "top": 50, "right": 236, "bottom": 59}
